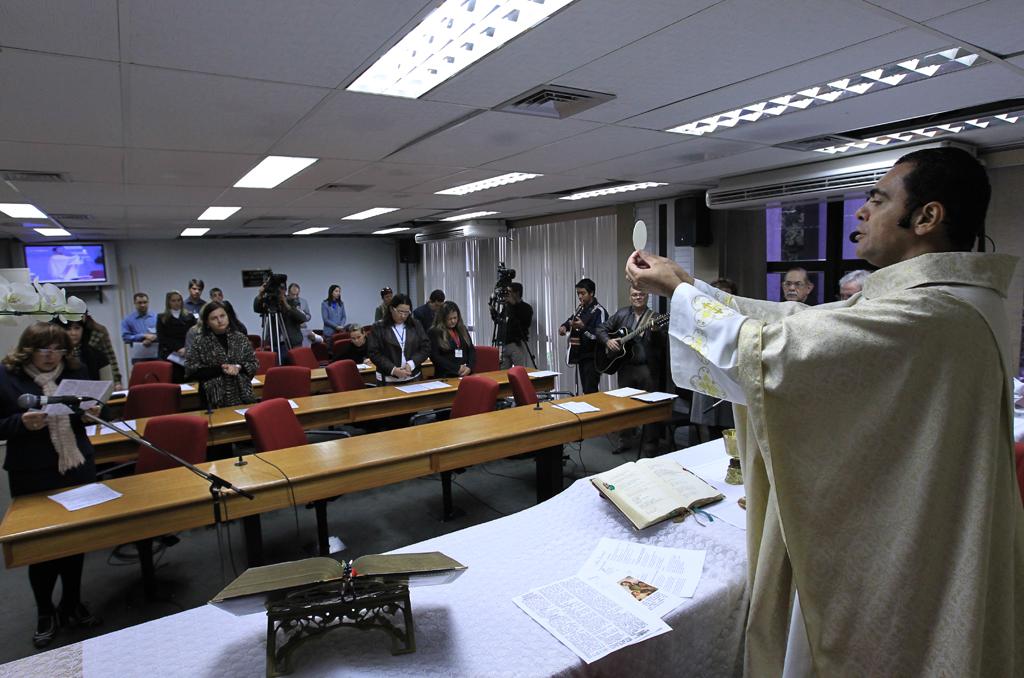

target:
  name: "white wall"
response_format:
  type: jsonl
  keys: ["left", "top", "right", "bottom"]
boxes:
{"left": 984, "top": 159, "right": 1024, "bottom": 373}
{"left": 67, "top": 237, "right": 399, "bottom": 380}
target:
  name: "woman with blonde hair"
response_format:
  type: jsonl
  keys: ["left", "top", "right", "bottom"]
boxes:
{"left": 156, "top": 289, "right": 196, "bottom": 382}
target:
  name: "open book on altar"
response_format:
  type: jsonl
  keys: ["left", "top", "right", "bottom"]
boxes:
{"left": 209, "top": 552, "right": 466, "bottom": 616}
{"left": 592, "top": 458, "right": 724, "bottom": 530}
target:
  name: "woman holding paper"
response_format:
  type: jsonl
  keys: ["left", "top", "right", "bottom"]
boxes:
{"left": 156, "top": 289, "right": 196, "bottom": 383}
{"left": 185, "top": 301, "right": 259, "bottom": 410}
{"left": 0, "top": 322, "right": 101, "bottom": 648}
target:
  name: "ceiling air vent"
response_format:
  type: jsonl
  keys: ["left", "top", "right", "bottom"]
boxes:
{"left": 496, "top": 85, "right": 615, "bottom": 119}
{"left": 1, "top": 170, "right": 68, "bottom": 183}
{"left": 315, "top": 183, "right": 372, "bottom": 192}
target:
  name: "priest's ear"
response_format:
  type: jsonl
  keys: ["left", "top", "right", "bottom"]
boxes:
{"left": 912, "top": 201, "right": 954, "bottom": 248}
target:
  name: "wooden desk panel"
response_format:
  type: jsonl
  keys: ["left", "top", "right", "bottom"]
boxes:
{"left": 0, "top": 393, "right": 670, "bottom": 568}
{"left": 91, "top": 372, "right": 556, "bottom": 464}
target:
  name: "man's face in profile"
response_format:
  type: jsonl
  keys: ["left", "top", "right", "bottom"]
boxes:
{"left": 782, "top": 271, "right": 813, "bottom": 302}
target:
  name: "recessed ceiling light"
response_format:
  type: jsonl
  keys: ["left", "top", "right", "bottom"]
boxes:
{"left": 197, "top": 206, "right": 241, "bottom": 220}
{"left": 293, "top": 226, "right": 329, "bottom": 235}
{"left": 0, "top": 203, "right": 48, "bottom": 219}
{"left": 666, "top": 47, "right": 987, "bottom": 138}
{"left": 435, "top": 172, "right": 543, "bottom": 196}
{"left": 33, "top": 227, "right": 71, "bottom": 237}
{"left": 373, "top": 227, "right": 410, "bottom": 235}
{"left": 814, "top": 109, "right": 1022, "bottom": 154}
{"left": 180, "top": 227, "right": 210, "bottom": 237}
{"left": 441, "top": 211, "right": 500, "bottom": 221}
{"left": 233, "top": 156, "right": 318, "bottom": 189}
{"left": 342, "top": 207, "right": 400, "bottom": 220}
{"left": 560, "top": 182, "right": 669, "bottom": 201}
{"left": 347, "top": 0, "right": 579, "bottom": 99}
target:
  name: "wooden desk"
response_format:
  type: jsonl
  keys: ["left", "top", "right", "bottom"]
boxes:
{"left": 105, "top": 361, "right": 438, "bottom": 416}
{"left": 0, "top": 393, "right": 670, "bottom": 569}
{"left": 92, "top": 370, "right": 557, "bottom": 464}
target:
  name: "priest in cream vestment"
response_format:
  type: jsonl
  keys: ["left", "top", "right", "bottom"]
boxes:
{"left": 627, "top": 147, "right": 1023, "bottom": 677}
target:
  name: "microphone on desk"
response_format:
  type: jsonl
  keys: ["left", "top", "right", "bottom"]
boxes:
{"left": 17, "top": 393, "right": 94, "bottom": 409}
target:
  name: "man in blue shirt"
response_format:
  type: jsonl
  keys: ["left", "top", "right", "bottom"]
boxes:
{"left": 121, "top": 292, "right": 158, "bottom": 363}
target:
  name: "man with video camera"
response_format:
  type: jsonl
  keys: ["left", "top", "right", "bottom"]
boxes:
{"left": 252, "top": 272, "right": 306, "bottom": 360}
{"left": 489, "top": 264, "right": 533, "bottom": 369}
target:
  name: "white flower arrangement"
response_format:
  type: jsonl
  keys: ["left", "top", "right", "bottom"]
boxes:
{"left": 0, "top": 279, "right": 87, "bottom": 325}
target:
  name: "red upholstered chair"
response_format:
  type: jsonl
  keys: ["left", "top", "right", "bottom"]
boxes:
{"left": 474, "top": 345, "right": 500, "bottom": 373}
{"left": 247, "top": 334, "right": 263, "bottom": 350}
{"left": 326, "top": 359, "right": 365, "bottom": 393}
{"left": 310, "top": 341, "right": 330, "bottom": 365}
{"left": 262, "top": 366, "right": 311, "bottom": 400}
{"left": 245, "top": 398, "right": 307, "bottom": 453}
{"left": 1015, "top": 441, "right": 1024, "bottom": 508}
{"left": 433, "top": 376, "right": 500, "bottom": 520}
{"left": 331, "top": 337, "right": 351, "bottom": 354}
{"left": 507, "top": 366, "right": 539, "bottom": 407}
{"left": 129, "top": 360, "right": 174, "bottom": 387}
{"left": 333, "top": 331, "right": 351, "bottom": 342}
{"left": 135, "top": 415, "right": 208, "bottom": 474}
{"left": 286, "top": 346, "right": 320, "bottom": 370}
{"left": 123, "top": 383, "right": 180, "bottom": 419}
{"left": 254, "top": 350, "right": 278, "bottom": 376}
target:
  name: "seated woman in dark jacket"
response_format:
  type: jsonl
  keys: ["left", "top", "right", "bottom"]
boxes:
{"left": 367, "top": 293, "right": 430, "bottom": 384}
{"left": 156, "top": 289, "right": 196, "bottom": 383}
{"left": 332, "top": 323, "right": 370, "bottom": 365}
{"left": 185, "top": 302, "right": 259, "bottom": 410}
{"left": 429, "top": 301, "right": 476, "bottom": 378}
{"left": 0, "top": 322, "right": 101, "bottom": 648}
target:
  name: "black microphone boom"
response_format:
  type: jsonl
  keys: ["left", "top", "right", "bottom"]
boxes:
{"left": 16, "top": 393, "right": 92, "bottom": 409}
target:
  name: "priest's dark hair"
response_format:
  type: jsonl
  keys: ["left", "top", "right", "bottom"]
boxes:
{"left": 894, "top": 146, "right": 990, "bottom": 252}
{"left": 575, "top": 278, "right": 596, "bottom": 294}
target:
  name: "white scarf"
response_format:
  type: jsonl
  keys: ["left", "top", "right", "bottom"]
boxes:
{"left": 24, "top": 362, "right": 85, "bottom": 474}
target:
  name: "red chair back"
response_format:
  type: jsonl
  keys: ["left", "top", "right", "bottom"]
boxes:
{"left": 247, "top": 334, "right": 263, "bottom": 350}
{"left": 333, "top": 331, "right": 351, "bottom": 342}
{"left": 262, "top": 366, "right": 311, "bottom": 400}
{"left": 507, "top": 366, "right": 538, "bottom": 406}
{"left": 475, "top": 346, "right": 500, "bottom": 373}
{"left": 254, "top": 351, "right": 278, "bottom": 376}
{"left": 245, "top": 398, "right": 307, "bottom": 452}
{"left": 135, "top": 415, "right": 208, "bottom": 474}
{"left": 128, "top": 360, "right": 174, "bottom": 387}
{"left": 332, "top": 336, "right": 351, "bottom": 351}
{"left": 451, "top": 375, "right": 499, "bottom": 419}
{"left": 286, "top": 346, "right": 319, "bottom": 370}
{"left": 1015, "top": 441, "right": 1024, "bottom": 508}
{"left": 326, "top": 359, "right": 365, "bottom": 393}
{"left": 310, "top": 341, "right": 330, "bottom": 364}
{"left": 123, "top": 383, "right": 181, "bottom": 419}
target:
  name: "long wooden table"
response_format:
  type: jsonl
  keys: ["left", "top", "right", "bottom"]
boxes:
{"left": 105, "top": 360, "right": 437, "bottom": 416}
{"left": 92, "top": 370, "right": 556, "bottom": 464}
{"left": 0, "top": 393, "right": 671, "bottom": 569}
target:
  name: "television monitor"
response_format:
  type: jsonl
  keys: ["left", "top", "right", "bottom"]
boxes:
{"left": 23, "top": 243, "right": 109, "bottom": 285}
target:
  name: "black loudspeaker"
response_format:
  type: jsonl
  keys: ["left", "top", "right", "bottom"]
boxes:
{"left": 674, "top": 197, "right": 712, "bottom": 247}
{"left": 398, "top": 238, "right": 420, "bottom": 264}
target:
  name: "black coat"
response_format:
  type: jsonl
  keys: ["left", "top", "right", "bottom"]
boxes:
{"left": 157, "top": 312, "right": 197, "bottom": 359}
{"left": 429, "top": 327, "right": 476, "bottom": 378}
{"left": 0, "top": 363, "right": 96, "bottom": 495}
{"left": 367, "top": 319, "right": 430, "bottom": 381}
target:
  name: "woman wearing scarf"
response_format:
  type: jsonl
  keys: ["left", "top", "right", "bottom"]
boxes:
{"left": 185, "top": 301, "right": 259, "bottom": 410}
{"left": 0, "top": 323, "right": 101, "bottom": 648}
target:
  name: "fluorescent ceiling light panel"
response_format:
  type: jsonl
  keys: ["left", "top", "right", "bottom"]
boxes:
{"left": 373, "top": 227, "right": 411, "bottom": 235}
{"left": 33, "top": 227, "right": 71, "bottom": 237}
{"left": 814, "top": 108, "right": 1022, "bottom": 155}
{"left": 233, "top": 156, "right": 318, "bottom": 188}
{"left": 0, "top": 203, "right": 48, "bottom": 219}
{"left": 667, "top": 47, "right": 987, "bottom": 138}
{"left": 560, "top": 182, "right": 669, "bottom": 201}
{"left": 348, "top": 0, "right": 579, "bottom": 99}
{"left": 180, "top": 227, "right": 210, "bottom": 237}
{"left": 293, "top": 227, "right": 329, "bottom": 235}
{"left": 441, "top": 211, "right": 499, "bottom": 221}
{"left": 435, "top": 172, "right": 542, "bottom": 196}
{"left": 342, "top": 207, "right": 400, "bottom": 220}
{"left": 197, "top": 206, "right": 241, "bottom": 220}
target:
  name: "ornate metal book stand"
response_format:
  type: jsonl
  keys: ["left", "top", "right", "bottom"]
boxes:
{"left": 265, "top": 566, "right": 415, "bottom": 677}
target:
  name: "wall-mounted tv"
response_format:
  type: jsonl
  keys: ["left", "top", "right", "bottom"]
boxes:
{"left": 23, "top": 243, "right": 109, "bottom": 285}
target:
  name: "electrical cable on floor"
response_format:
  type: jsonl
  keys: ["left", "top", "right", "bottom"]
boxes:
{"left": 451, "top": 478, "right": 506, "bottom": 517}
{"left": 220, "top": 492, "right": 239, "bottom": 579}
{"left": 479, "top": 463, "right": 532, "bottom": 483}
{"left": 253, "top": 452, "right": 302, "bottom": 542}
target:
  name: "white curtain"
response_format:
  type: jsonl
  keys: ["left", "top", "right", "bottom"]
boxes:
{"left": 422, "top": 213, "right": 620, "bottom": 390}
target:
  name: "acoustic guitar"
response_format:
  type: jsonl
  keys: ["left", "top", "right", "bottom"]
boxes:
{"left": 594, "top": 312, "right": 669, "bottom": 375}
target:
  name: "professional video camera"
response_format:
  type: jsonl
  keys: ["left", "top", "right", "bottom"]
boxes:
{"left": 489, "top": 263, "right": 516, "bottom": 345}
{"left": 260, "top": 271, "right": 288, "bottom": 310}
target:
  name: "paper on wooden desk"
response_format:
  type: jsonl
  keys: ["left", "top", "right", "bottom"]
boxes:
{"left": 527, "top": 370, "right": 560, "bottom": 378}
{"left": 86, "top": 420, "right": 138, "bottom": 436}
{"left": 48, "top": 483, "right": 122, "bottom": 511}
{"left": 180, "top": 383, "right": 196, "bottom": 392}
{"left": 395, "top": 380, "right": 450, "bottom": 394}
{"left": 606, "top": 387, "right": 645, "bottom": 398}
{"left": 235, "top": 400, "right": 298, "bottom": 416}
{"left": 632, "top": 391, "right": 678, "bottom": 403}
{"left": 554, "top": 401, "right": 600, "bottom": 414}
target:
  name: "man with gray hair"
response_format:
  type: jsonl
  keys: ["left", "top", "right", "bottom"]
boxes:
{"left": 838, "top": 269, "right": 871, "bottom": 301}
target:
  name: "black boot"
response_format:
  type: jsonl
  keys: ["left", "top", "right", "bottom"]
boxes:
{"left": 32, "top": 612, "right": 59, "bottom": 649}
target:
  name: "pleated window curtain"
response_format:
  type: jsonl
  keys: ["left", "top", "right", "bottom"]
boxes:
{"left": 422, "top": 213, "right": 619, "bottom": 391}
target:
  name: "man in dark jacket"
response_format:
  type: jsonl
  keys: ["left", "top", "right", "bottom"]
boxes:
{"left": 252, "top": 281, "right": 307, "bottom": 360}
{"left": 558, "top": 278, "right": 607, "bottom": 394}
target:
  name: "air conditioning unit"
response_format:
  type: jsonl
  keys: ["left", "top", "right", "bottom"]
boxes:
{"left": 414, "top": 220, "right": 508, "bottom": 244}
{"left": 705, "top": 141, "right": 975, "bottom": 210}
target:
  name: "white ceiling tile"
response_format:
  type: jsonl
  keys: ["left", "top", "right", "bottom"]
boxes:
{"left": 0, "top": 50, "right": 122, "bottom": 146}
{"left": 125, "top": 65, "right": 328, "bottom": 153}
{"left": 121, "top": 185, "right": 224, "bottom": 206}
{"left": 482, "top": 126, "right": 686, "bottom": 174}
{"left": 653, "top": 147, "right": 826, "bottom": 185}
{"left": 864, "top": 0, "right": 987, "bottom": 21}
{"left": 0, "top": 142, "right": 124, "bottom": 184}
{"left": 14, "top": 182, "right": 125, "bottom": 206}
{"left": 211, "top": 188, "right": 312, "bottom": 208}
{"left": 552, "top": 0, "right": 906, "bottom": 123}
{"left": 272, "top": 92, "right": 479, "bottom": 161}
{"left": 258, "top": 157, "right": 370, "bottom": 191}
{"left": 331, "top": 162, "right": 468, "bottom": 192}
{"left": 423, "top": 0, "right": 719, "bottom": 108}
{"left": 573, "top": 138, "right": 763, "bottom": 180}
{"left": 925, "top": 0, "right": 1024, "bottom": 55}
{"left": 0, "top": 0, "right": 120, "bottom": 60}
{"left": 126, "top": 149, "right": 262, "bottom": 187}
{"left": 122, "top": 0, "right": 433, "bottom": 88}
{"left": 386, "top": 112, "right": 601, "bottom": 166}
